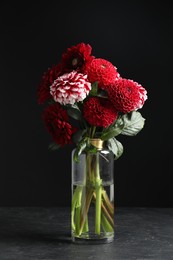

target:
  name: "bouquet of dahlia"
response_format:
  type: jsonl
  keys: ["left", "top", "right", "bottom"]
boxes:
{"left": 37, "top": 42, "right": 147, "bottom": 241}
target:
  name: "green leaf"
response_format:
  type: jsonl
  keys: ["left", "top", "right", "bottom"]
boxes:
{"left": 67, "top": 107, "right": 81, "bottom": 120}
{"left": 97, "top": 89, "right": 108, "bottom": 98}
{"left": 90, "top": 81, "right": 98, "bottom": 96}
{"left": 85, "top": 144, "right": 97, "bottom": 154}
{"left": 121, "top": 111, "right": 145, "bottom": 136}
{"left": 48, "top": 142, "right": 60, "bottom": 151}
{"left": 47, "top": 99, "right": 56, "bottom": 105}
{"left": 107, "top": 138, "right": 124, "bottom": 160}
{"left": 72, "top": 129, "right": 87, "bottom": 144}
{"left": 73, "top": 138, "right": 87, "bottom": 162}
{"left": 101, "top": 117, "right": 124, "bottom": 140}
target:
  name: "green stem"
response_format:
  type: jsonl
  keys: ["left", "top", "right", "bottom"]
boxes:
{"left": 74, "top": 186, "right": 83, "bottom": 236}
{"left": 71, "top": 185, "right": 83, "bottom": 231}
{"left": 101, "top": 202, "right": 114, "bottom": 229}
{"left": 79, "top": 187, "right": 93, "bottom": 235}
{"left": 95, "top": 153, "right": 102, "bottom": 235}
{"left": 91, "top": 126, "right": 96, "bottom": 138}
{"left": 95, "top": 182, "right": 102, "bottom": 234}
{"left": 93, "top": 191, "right": 114, "bottom": 229}
{"left": 101, "top": 212, "right": 114, "bottom": 232}
{"left": 83, "top": 215, "right": 89, "bottom": 233}
{"left": 86, "top": 153, "right": 92, "bottom": 182}
{"left": 102, "top": 189, "right": 114, "bottom": 218}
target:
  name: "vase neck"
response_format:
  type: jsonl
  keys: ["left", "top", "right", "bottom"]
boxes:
{"left": 89, "top": 138, "right": 104, "bottom": 150}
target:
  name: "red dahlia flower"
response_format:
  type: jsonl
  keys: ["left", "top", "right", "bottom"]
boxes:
{"left": 42, "top": 103, "right": 76, "bottom": 146}
{"left": 37, "top": 63, "right": 63, "bottom": 104}
{"left": 61, "top": 42, "right": 94, "bottom": 72}
{"left": 84, "top": 58, "right": 120, "bottom": 90}
{"left": 108, "top": 78, "right": 147, "bottom": 113}
{"left": 50, "top": 71, "right": 91, "bottom": 105}
{"left": 83, "top": 97, "right": 118, "bottom": 128}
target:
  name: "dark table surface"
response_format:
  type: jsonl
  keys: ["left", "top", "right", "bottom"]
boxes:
{"left": 0, "top": 207, "right": 173, "bottom": 260}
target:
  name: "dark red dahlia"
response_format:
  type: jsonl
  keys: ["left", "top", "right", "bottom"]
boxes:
{"left": 61, "top": 42, "right": 94, "bottom": 73}
{"left": 42, "top": 103, "right": 77, "bottom": 146}
{"left": 108, "top": 78, "right": 148, "bottom": 113}
{"left": 83, "top": 97, "right": 118, "bottom": 128}
{"left": 37, "top": 63, "right": 63, "bottom": 104}
{"left": 84, "top": 58, "right": 120, "bottom": 90}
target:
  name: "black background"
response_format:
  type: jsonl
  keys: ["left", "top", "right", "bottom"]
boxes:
{"left": 0, "top": 1, "right": 172, "bottom": 207}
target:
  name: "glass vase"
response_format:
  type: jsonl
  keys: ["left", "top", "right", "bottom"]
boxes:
{"left": 71, "top": 138, "right": 114, "bottom": 244}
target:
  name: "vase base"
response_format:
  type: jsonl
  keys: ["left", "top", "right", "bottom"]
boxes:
{"left": 71, "top": 233, "right": 114, "bottom": 244}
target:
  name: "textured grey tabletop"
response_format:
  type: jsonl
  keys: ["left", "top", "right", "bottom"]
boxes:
{"left": 0, "top": 207, "right": 173, "bottom": 260}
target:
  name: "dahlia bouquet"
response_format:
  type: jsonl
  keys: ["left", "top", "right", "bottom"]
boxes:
{"left": 37, "top": 42, "right": 147, "bottom": 241}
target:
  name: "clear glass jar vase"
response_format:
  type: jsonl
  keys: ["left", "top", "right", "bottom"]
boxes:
{"left": 71, "top": 138, "right": 114, "bottom": 244}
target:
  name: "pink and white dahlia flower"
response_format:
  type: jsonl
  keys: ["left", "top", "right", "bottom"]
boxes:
{"left": 50, "top": 71, "right": 91, "bottom": 105}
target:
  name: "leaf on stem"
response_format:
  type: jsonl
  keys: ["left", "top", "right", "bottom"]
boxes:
{"left": 89, "top": 81, "right": 98, "bottom": 96}
{"left": 48, "top": 142, "right": 60, "bottom": 151}
{"left": 66, "top": 106, "right": 82, "bottom": 120}
{"left": 101, "top": 116, "right": 124, "bottom": 140}
{"left": 107, "top": 137, "right": 123, "bottom": 160}
{"left": 121, "top": 111, "right": 145, "bottom": 136}
{"left": 72, "top": 129, "right": 87, "bottom": 144}
{"left": 73, "top": 138, "right": 87, "bottom": 162}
